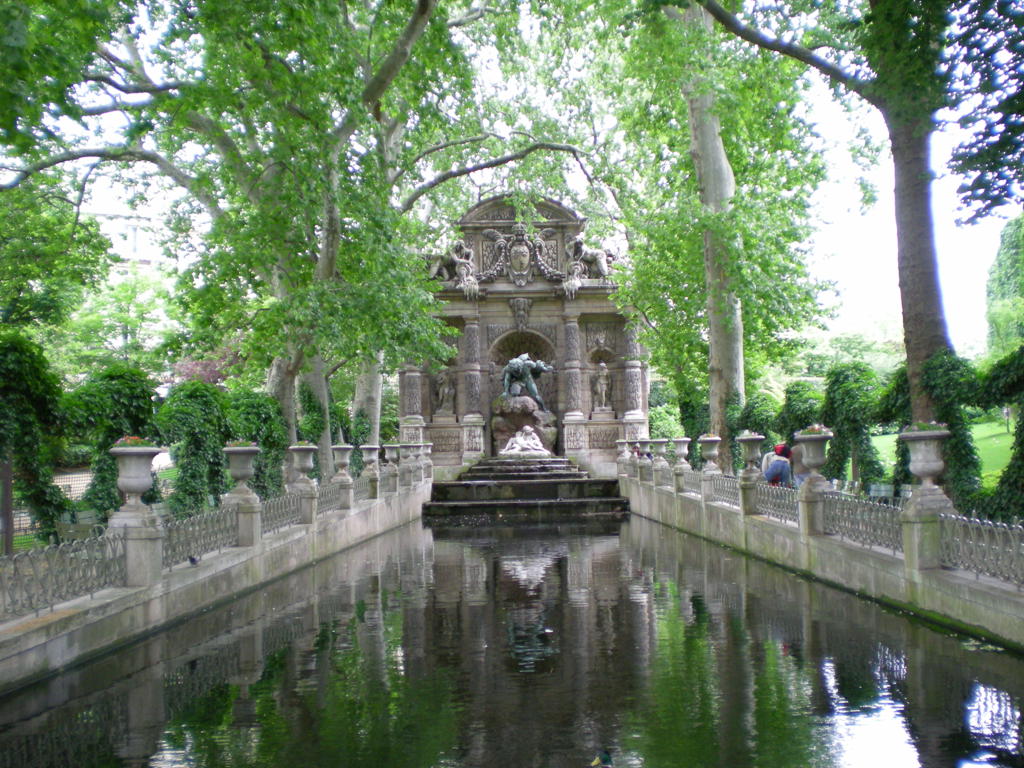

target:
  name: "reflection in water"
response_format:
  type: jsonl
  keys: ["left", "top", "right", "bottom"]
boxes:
{"left": 0, "top": 517, "right": 1022, "bottom": 767}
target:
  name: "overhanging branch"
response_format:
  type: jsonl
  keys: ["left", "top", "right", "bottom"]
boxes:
{"left": 673, "top": 1, "right": 873, "bottom": 103}
{"left": 397, "top": 141, "right": 584, "bottom": 213}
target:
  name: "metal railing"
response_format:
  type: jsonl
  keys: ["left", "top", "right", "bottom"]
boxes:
{"left": 0, "top": 532, "right": 127, "bottom": 619}
{"left": 940, "top": 513, "right": 1024, "bottom": 588}
{"left": 261, "top": 492, "right": 302, "bottom": 535}
{"left": 355, "top": 475, "right": 373, "bottom": 501}
{"left": 823, "top": 493, "right": 904, "bottom": 554}
{"left": 163, "top": 504, "right": 239, "bottom": 569}
{"left": 317, "top": 481, "right": 345, "bottom": 512}
{"left": 681, "top": 468, "right": 703, "bottom": 494}
{"left": 756, "top": 483, "right": 799, "bottom": 526}
{"left": 708, "top": 474, "right": 740, "bottom": 508}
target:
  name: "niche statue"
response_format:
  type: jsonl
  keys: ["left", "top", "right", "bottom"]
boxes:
{"left": 501, "top": 353, "right": 554, "bottom": 412}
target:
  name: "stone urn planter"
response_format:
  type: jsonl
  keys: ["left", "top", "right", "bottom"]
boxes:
{"left": 110, "top": 444, "right": 162, "bottom": 507}
{"left": 616, "top": 440, "right": 630, "bottom": 462}
{"left": 288, "top": 444, "right": 317, "bottom": 484}
{"left": 331, "top": 444, "right": 354, "bottom": 483}
{"left": 793, "top": 426, "right": 833, "bottom": 474}
{"left": 697, "top": 434, "right": 722, "bottom": 473}
{"left": 899, "top": 425, "right": 951, "bottom": 487}
{"left": 673, "top": 437, "right": 691, "bottom": 469}
{"left": 224, "top": 445, "right": 260, "bottom": 488}
{"left": 736, "top": 431, "right": 766, "bottom": 474}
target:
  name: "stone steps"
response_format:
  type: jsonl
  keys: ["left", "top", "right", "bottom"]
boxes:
{"left": 422, "top": 497, "right": 630, "bottom": 519}
{"left": 431, "top": 478, "right": 621, "bottom": 502}
{"left": 423, "top": 456, "right": 629, "bottom": 522}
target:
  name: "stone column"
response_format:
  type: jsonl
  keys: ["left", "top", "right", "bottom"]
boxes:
{"left": 562, "top": 311, "right": 586, "bottom": 461}
{"left": 331, "top": 444, "right": 355, "bottom": 511}
{"left": 108, "top": 446, "right": 164, "bottom": 588}
{"left": 652, "top": 439, "right": 673, "bottom": 488}
{"left": 381, "top": 444, "right": 399, "bottom": 495}
{"left": 736, "top": 431, "right": 765, "bottom": 515}
{"left": 399, "top": 363, "right": 425, "bottom": 444}
{"left": 288, "top": 445, "right": 318, "bottom": 524}
{"left": 637, "top": 438, "right": 653, "bottom": 483}
{"left": 899, "top": 428, "right": 954, "bottom": 571}
{"left": 795, "top": 430, "right": 832, "bottom": 537}
{"left": 399, "top": 443, "right": 415, "bottom": 489}
{"left": 697, "top": 435, "right": 722, "bottom": 505}
{"left": 461, "top": 316, "right": 486, "bottom": 463}
{"left": 621, "top": 323, "right": 648, "bottom": 442}
{"left": 223, "top": 446, "right": 262, "bottom": 547}
{"left": 673, "top": 437, "right": 692, "bottom": 493}
{"left": 361, "top": 444, "right": 380, "bottom": 499}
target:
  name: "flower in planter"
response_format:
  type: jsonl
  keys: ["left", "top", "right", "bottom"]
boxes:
{"left": 904, "top": 421, "right": 949, "bottom": 432}
{"left": 227, "top": 440, "right": 258, "bottom": 447}
{"left": 293, "top": 440, "right": 316, "bottom": 447}
{"left": 113, "top": 435, "right": 157, "bottom": 447}
{"left": 798, "top": 424, "right": 831, "bottom": 436}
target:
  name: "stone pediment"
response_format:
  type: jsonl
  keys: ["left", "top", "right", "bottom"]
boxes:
{"left": 458, "top": 195, "right": 585, "bottom": 229}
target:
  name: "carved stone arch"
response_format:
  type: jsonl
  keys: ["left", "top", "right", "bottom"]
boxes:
{"left": 488, "top": 330, "right": 558, "bottom": 415}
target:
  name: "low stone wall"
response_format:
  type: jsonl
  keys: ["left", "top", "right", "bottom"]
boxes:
{"left": 622, "top": 471, "right": 1024, "bottom": 651}
{"left": 0, "top": 481, "right": 431, "bottom": 694}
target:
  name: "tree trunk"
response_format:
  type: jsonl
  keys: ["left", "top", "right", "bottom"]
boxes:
{"left": 884, "top": 110, "right": 952, "bottom": 423}
{"left": 266, "top": 350, "right": 303, "bottom": 444}
{"left": 352, "top": 353, "right": 384, "bottom": 446}
{"left": 683, "top": 4, "right": 746, "bottom": 460}
{"left": 301, "top": 355, "right": 336, "bottom": 481}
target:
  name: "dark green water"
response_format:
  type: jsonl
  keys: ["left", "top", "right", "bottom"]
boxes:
{"left": 0, "top": 515, "right": 1021, "bottom": 768}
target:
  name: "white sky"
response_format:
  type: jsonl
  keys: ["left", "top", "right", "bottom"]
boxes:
{"left": 806, "top": 92, "right": 1019, "bottom": 359}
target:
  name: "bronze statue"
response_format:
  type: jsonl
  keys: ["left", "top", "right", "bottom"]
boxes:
{"left": 501, "top": 353, "right": 553, "bottom": 411}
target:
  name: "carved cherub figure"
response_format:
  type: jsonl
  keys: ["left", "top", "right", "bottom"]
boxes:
{"left": 568, "top": 235, "right": 615, "bottom": 279}
{"left": 427, "top": 241, "right": 474, "bottom": 282}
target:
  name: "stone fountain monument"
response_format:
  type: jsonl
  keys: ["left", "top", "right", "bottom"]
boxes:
{"left": 398, "top": 195, "right": 649, "bottom": 479}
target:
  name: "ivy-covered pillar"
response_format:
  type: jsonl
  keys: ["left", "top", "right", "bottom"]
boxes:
{"left": 461, "top": 315, "right": 485, "bottom": 463}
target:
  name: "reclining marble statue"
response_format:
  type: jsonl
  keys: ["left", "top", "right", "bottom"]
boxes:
{"left": 499, "top": 425, "right": 551, "bottom": 457}
{"left": 501, "top": 353, "right": 554, "bottom": 411}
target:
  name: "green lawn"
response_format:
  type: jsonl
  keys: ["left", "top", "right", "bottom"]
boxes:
{"left": 871, "top": 420, "right": 1015, "bottom": 489}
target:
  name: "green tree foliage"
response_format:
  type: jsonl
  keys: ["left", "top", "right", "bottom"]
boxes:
{"left": 949, "top": 0, "right": 1024, "bottom": 219}
{"left": 64, "top": 362, "right": 158, "bottom": 516}
{"left": 984, "top": 215, "right": 1024, "bottom": 359}
{"left": 582, "top": 1, "right": 824, "bottom": 405}
{"left": 775, "top": 381, "right": 824, "bottom": 443}
{"left": 0, "top": 175, "right": 114, "bottom": 328}
{"left": 379, "top": 382, "right": 400, "bottom": 445}
{"left": 976, "top": 347, "right": 1024, "bottom": 519}
{"left": 694, "top": 0, "right": 961, "bottom": 424}
{"left": 649, "top": 404, "right": 686, "bottom": 439}
{"left": 878, "top": 355, "right": 982, "bottom": 511}
{"left": 157, "top": 380, "right": 229, "bottom": 517}
{"left": 226, "top": 391, "right": 287, "bottom": 500}
{"left": 820, "top": 363, "right": 886, "bottom": 485}
{"left": 876, "top": 366, "right": 914, "bottom": 492}
{"left": 39, "top": 265, "right": 176, "bottom": 380}
{"left": 737, "top": 392, "right": 781, "bottom": 454}
{"left": 0, "top": 332, "right": 68, "bottom": 540}
{"left": 921, "top": 351, "right": 982, "bottom": 511}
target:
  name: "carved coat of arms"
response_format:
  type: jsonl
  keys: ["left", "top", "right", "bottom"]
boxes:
{"left": 480, "top": 223, "right": 563, "bottom": 287}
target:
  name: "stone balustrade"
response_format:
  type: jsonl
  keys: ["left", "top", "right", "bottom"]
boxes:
{"left": 0, "top": 441, "right": 433, "bottom": 621}
{"left": 620, "top": 426, "right": 1024, "bottom": 650}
